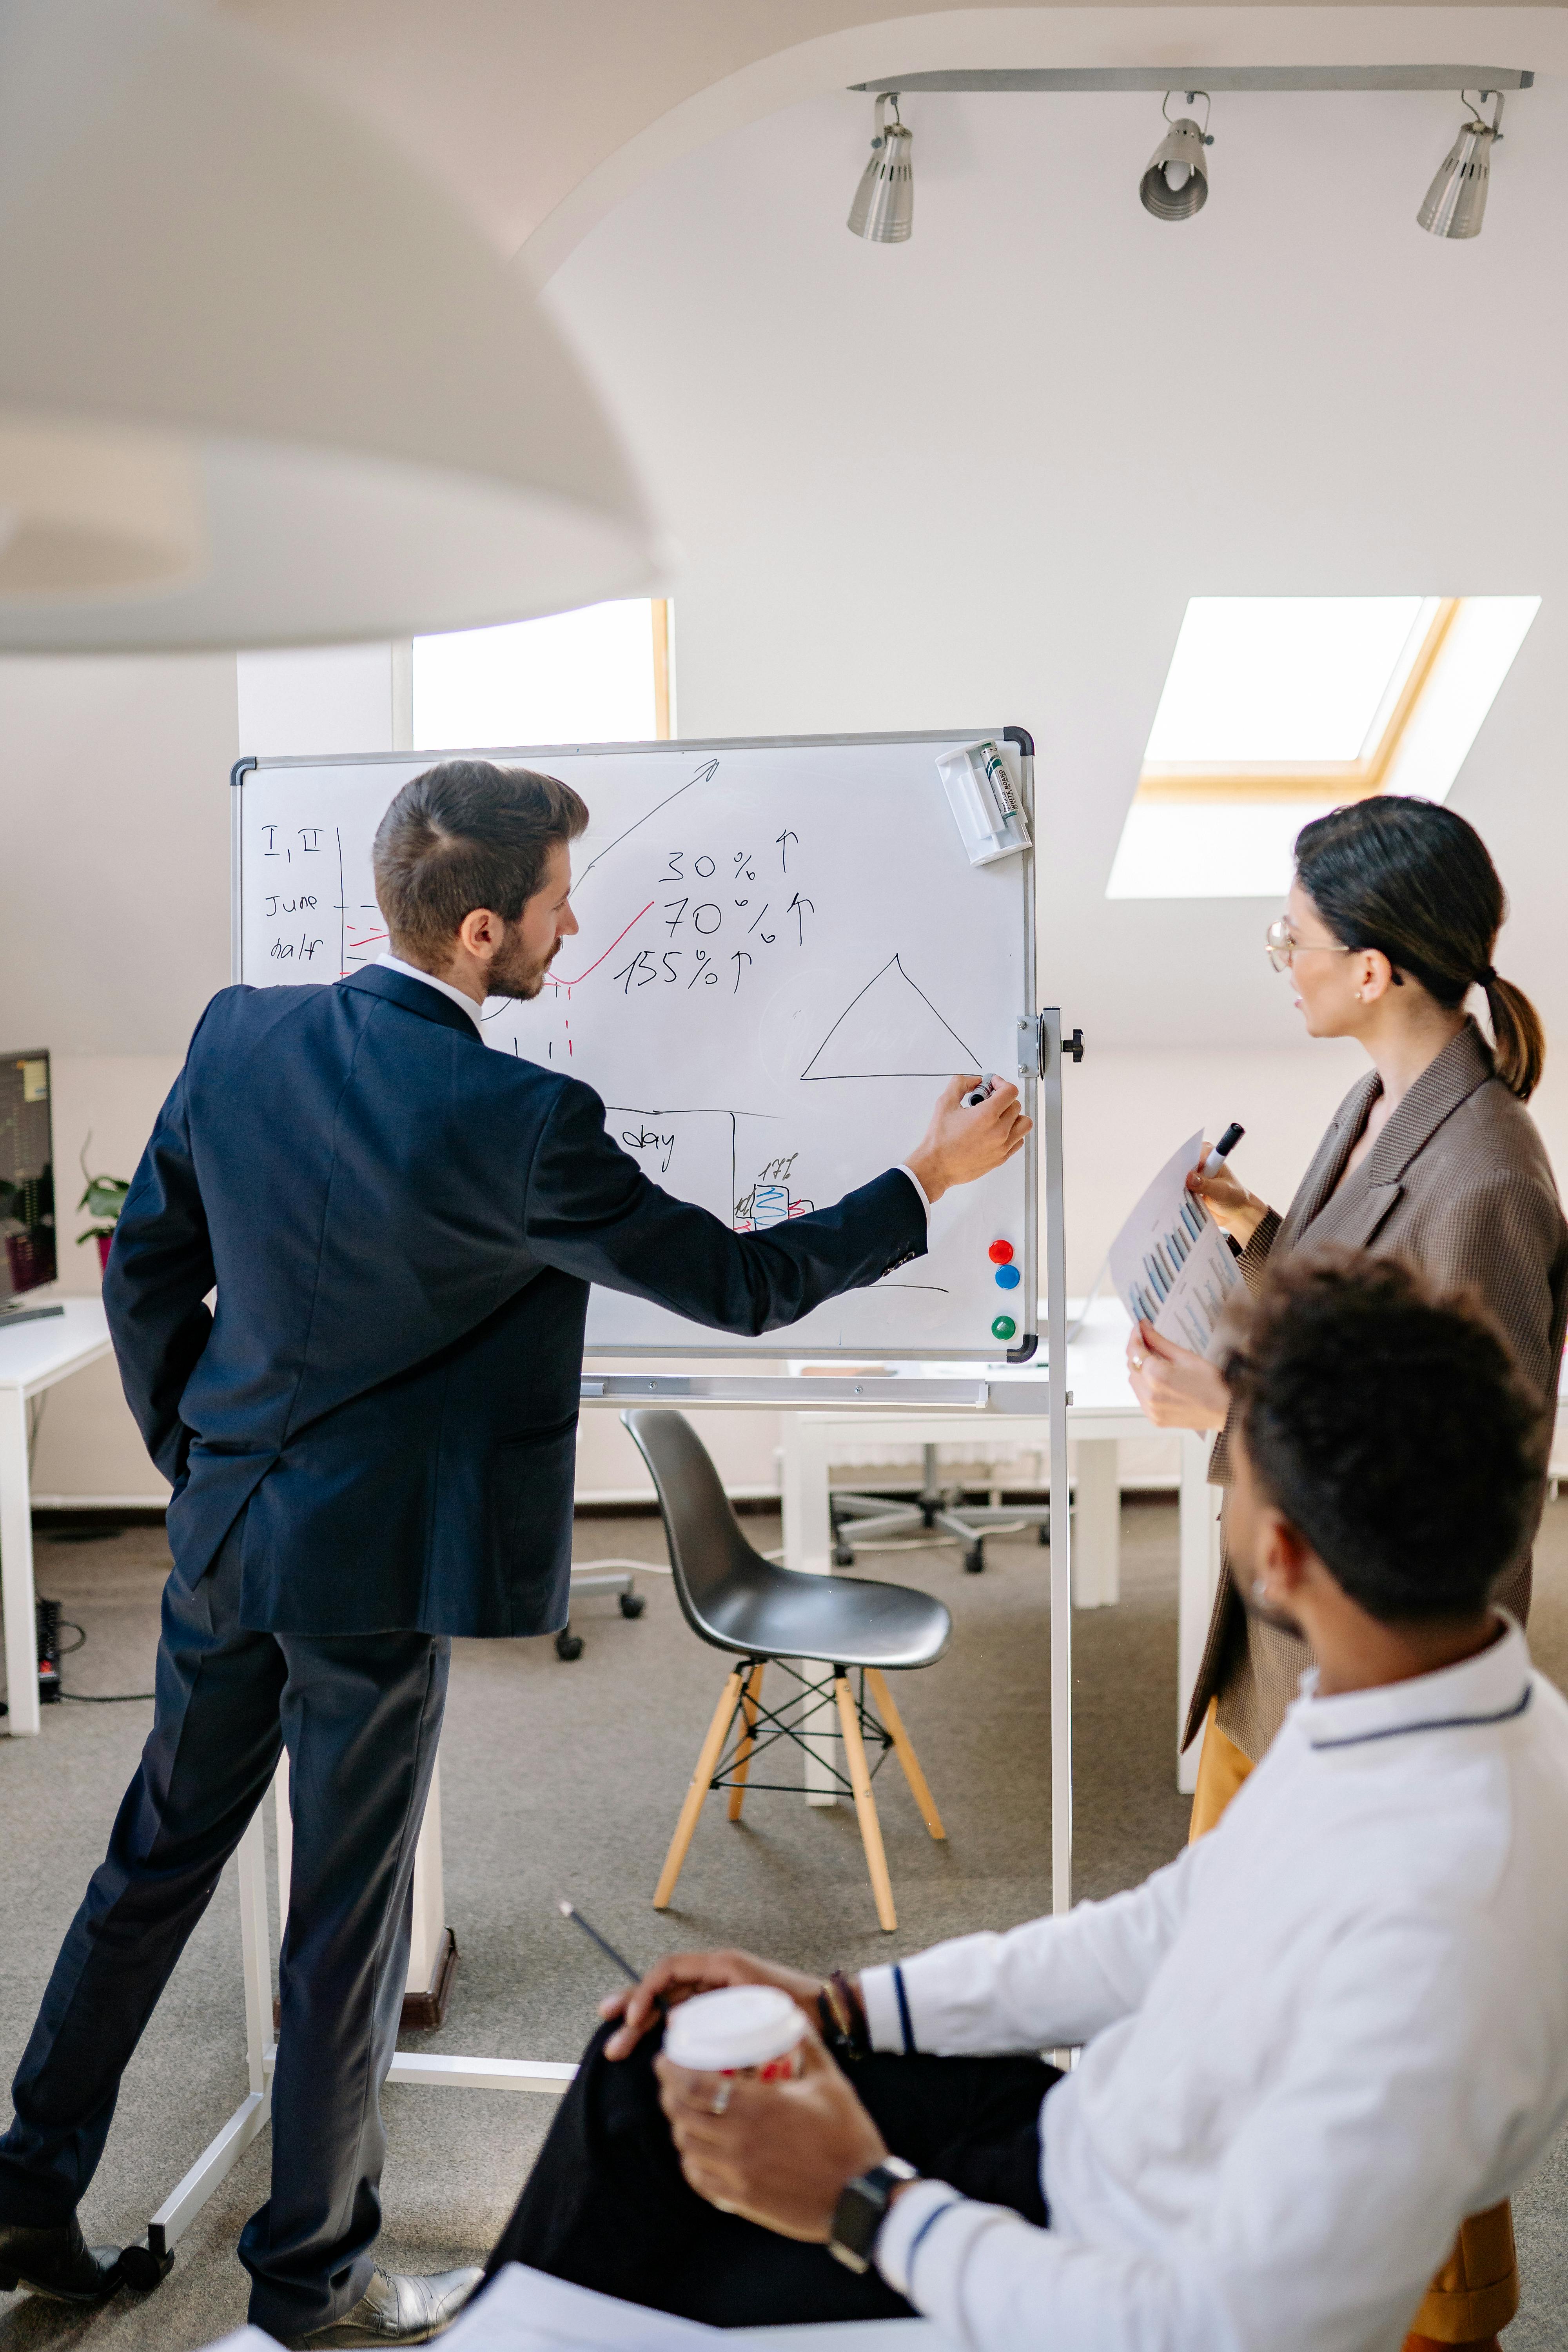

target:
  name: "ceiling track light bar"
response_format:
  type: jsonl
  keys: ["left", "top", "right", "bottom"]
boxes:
{"left": 850, "top": 66, "right": 1533, "bottom": 95}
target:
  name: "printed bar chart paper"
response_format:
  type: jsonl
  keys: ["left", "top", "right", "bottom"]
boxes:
{"left": 1109, "top": 1129, "right": 1241, "bottom": 1359}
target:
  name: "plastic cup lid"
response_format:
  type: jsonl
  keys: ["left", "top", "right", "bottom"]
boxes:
{"left": 662, "top": 1984, "right": 805, "bottom": 2072}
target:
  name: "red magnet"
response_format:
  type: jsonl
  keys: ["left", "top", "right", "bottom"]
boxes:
{"left": 987, "top": 1239, "right": 1014, "bottom": 1265}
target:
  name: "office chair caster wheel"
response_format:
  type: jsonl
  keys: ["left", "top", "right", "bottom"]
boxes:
{"left": 555, "top": 1628, "right": 584, "bottom": 1661}
{"left": 834, "top": 1541, "right": 855, "bottom": 1566}
{"left": 963, "top": 1544, "right": 985, "bottom": 1575}
{"left": 1037, "top": 1519, "right": 1051, "bottom": 1546}
{"left": 619, "top": 1592, "right": 646, "bottom": 1618}
{"left": 119, "top": 2239, "right": 175, "bottom": 2291}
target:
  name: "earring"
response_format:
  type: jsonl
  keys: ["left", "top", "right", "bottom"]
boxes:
{"left": 1251, "top": 1578, "right": 1271, "bottom": 1607}
{"left": 1355, "top": 989, "right": 1364, "bottom": 1000}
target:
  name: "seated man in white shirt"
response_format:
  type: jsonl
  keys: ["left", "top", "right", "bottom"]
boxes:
{"left": 483, "top": 1252, "right": 1568, "bottom": 2351}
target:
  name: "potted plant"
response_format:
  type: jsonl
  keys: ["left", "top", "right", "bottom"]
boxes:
{"left": 77, "top": 1136, "right": 130, "bottom": 1274}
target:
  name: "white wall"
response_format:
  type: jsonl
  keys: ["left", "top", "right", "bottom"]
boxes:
{"left": 0, "top": 653, "right": 237, "bottom": 1503}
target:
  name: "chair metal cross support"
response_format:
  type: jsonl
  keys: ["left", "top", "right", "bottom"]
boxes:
{"left": 703, "top": 1659, "right": 895, "bottom": 1801}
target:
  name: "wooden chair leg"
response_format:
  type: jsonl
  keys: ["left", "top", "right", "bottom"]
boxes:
{"left": 655, "top": 1669, "right": 744, "bottom": 1910}
{"left": 865, "top": 1667, "right": 946, "bottom": 1841}
{"left": 835, "top": 1675, "right": 897, "bottom": 1933}
{"left": 728, "top": 1664, "right": 765, "bottom": 1821}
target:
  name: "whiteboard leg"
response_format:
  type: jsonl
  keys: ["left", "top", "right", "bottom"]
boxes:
{"left": 1041, "top": 1009, "right": 1073, "bottom": 1917}
{"left": 780, "top": 1414, "right": 837, "bottom": 1807}
{"left": 408, "top": 1754, "right": 446, "bottom": 1991}
{"left": 237, "top": 1805, "right": 273, "bottom": 2096}
{"left": 1177, "top": 1432, "right": 1223, "bottom": 1795}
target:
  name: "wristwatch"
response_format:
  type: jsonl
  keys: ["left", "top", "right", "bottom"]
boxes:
{"left": 828, "top": 2157, "right": 920, "bottom": 2274}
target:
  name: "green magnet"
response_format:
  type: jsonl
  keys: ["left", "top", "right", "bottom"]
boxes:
{"left": 991, "top": 1314, "right": 1016, "bottom": 1341}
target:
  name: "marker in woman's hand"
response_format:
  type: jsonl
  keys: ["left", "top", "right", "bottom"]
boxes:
{"left": 962, "top": 1074, "right": 999, "bottom": 1109}
{"left": 1203, "top": 1123, "right": 1245, "bottom": 1179}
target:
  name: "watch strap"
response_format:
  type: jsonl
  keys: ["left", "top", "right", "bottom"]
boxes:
{"left": 828, "top": 2157, "right": 920, "bottom": 2275}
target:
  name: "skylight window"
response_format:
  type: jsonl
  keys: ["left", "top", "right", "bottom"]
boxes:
{"left": 1107, "top": 595, "right": 1540, "bottom": 898}
{"left": 412, "top": 598, "right": 672, "bottom": 751}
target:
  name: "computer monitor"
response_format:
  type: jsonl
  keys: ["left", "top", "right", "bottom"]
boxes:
{"left": 0, "top": 1049, "right": 56, "bottom": 1310}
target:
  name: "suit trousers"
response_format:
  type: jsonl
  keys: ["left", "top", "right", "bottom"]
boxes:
{"left": 0, "top": 1514, "right": 450, "bottom": 2338}
{"left": 485, "top": 2019, "right": 1056, "bottom": 2328}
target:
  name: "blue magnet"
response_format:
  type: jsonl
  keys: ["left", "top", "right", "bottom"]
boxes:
{"left": 993, "top": 1262, "right": 1020, "bottom": 1290}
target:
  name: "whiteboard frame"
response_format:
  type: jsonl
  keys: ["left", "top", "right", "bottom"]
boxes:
{"left": 230, "top": 728, "right": 1041, "bottom": 1361}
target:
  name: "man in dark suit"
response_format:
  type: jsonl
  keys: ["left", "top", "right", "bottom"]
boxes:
{"left": 0, "top": 760, "right": 1028, "bottom": 2346}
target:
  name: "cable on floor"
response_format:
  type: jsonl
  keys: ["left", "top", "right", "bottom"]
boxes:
{"left": 48, "top": 1613, "right": 155, "bottom": 1703}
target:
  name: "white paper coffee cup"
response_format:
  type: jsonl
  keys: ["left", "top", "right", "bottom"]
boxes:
{"left": 662, "top": 1985, "right": 806, "bottom": 2081}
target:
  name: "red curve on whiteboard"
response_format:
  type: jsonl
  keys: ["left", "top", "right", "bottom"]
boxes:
{"left": 545, "top": 900, "right": 655, "bottom": 989}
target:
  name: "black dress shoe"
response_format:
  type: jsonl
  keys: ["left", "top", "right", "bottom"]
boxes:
{"left": 291, "top": 2265, "right": 483, "bottom": 2348}
{"left": 0, "top": 2215, "right": 124, "bottom": 2305}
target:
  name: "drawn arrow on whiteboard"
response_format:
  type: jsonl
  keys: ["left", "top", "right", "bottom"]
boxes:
{"left": 573, "top": 758, "right": 722, "bottom": 888}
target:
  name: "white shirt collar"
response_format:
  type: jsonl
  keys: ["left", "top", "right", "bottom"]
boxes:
{"left": 378, "top": 953, "right": 486, "bottom": 1034}
{"left": 1294, "top": 1613, "right": 1531, "bottom": 1752}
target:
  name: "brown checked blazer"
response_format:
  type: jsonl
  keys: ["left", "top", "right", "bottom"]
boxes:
{"left": 1187, "top": 1018, "right": 1568, "bottom": 1761}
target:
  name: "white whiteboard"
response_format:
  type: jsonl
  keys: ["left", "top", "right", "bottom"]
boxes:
{"left": 235, "top": 732, "right": 1036, "bottom": 1357}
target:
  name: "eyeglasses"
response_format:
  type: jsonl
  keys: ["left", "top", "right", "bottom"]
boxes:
{"left": 1265, "top": 916, "right": 1354, "bottom": 975}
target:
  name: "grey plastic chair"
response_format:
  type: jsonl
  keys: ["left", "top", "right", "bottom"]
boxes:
{"left": 623, "top": 1408, "right": 952, "bottom": 1931}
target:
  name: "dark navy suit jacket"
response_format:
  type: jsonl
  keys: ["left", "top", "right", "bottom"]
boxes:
{"left": 104, "top": 965, "right": 926, "bottom": 1637}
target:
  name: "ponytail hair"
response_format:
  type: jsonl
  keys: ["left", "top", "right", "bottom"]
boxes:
{"left": 1292, "top": 797, "right": 1545, "bottom": 1101}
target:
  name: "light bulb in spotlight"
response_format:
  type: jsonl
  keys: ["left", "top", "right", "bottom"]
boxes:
{"left": 1417, "top": 94, "right": 1503, "bottom": 239}
{"left": 848, "top": 93, "right": 913, "bottom": 243}
{"left": 1140, "top": 111, "right": 1211, "bottom": 222}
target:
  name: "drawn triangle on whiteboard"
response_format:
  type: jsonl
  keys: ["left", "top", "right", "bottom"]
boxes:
{"left": 800, "top": 954, "right": 981, "bottom": 1081}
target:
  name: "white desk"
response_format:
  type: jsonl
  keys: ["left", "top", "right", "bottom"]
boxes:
{"left": 0, "top": 1297, "right": 114, "bottom": 1736}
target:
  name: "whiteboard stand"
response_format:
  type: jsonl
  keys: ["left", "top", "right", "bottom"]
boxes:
{"left": 129, "top": 739, "right": 1073, "bottom": 2282}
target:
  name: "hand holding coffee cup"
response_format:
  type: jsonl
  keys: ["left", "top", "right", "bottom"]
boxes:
{"left": 655, "top": 2002, "right": 893, "bottom": 2240}
{"left": 660, "top": 1985, "right": 807, "bottom": 2112}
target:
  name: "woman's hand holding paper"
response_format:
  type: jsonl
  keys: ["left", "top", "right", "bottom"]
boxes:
{"left": 1126, "top": 1318, "right": 1230, "bottom": 1432}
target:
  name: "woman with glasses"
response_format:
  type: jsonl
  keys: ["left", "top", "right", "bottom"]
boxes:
{"left": 1125, "top": 793, "right": 1567, "bottom": 2352}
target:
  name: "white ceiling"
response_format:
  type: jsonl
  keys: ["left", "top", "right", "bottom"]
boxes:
{"left": 195, "top": 4, "right": 1568, "bottom": 1053}
{"left": 208, "top": 2, "right": 1044, "bottom": 254}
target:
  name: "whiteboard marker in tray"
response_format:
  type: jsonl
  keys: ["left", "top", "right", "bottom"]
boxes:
{"left": 935, "top": 741, "right": 1032, "bottom": 867}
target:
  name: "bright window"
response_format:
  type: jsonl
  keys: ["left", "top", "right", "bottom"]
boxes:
{"left": 412, "top": 598, "right": 673, "bottom": 751}
{"left": 1107, "top": 595, "right": 1540, "bottom": 898}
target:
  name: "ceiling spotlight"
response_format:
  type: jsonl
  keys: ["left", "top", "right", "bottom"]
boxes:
{"left": 848, "top": 93, "right": 913, "bottom": 242}
{"left": 1140, "top": 92, "right": 1213, "bottom": 221}
{"left": 1417, "top": 91, "right": 1504, "bottom": 238}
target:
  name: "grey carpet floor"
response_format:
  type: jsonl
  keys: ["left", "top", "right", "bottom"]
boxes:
{"left": 3, "top": 1497, "right": 1567, "bottom": 2349}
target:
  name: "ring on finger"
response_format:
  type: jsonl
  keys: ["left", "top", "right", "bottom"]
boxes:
{"left": 1130, "top": 1349, "right": 1145, "bottom": 1370}
{"left": 708, "top": 2079, "right": 733, "bottom": 2116}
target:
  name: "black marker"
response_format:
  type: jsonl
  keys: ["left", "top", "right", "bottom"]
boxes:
{"left": 962, "top": 1074, "right": 999, "bottom": 1109}
{"left": 1202, "top": 1123, "right": 1245, "bottom": 1179}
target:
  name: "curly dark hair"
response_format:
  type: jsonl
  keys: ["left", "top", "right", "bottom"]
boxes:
{"left": 1221, "top": 1252, "right": 1545, "bottom": 1623}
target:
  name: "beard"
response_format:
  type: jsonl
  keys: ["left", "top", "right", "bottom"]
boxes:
{"left": 484, "top": 926, "right": 560, "bottom": 1004}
